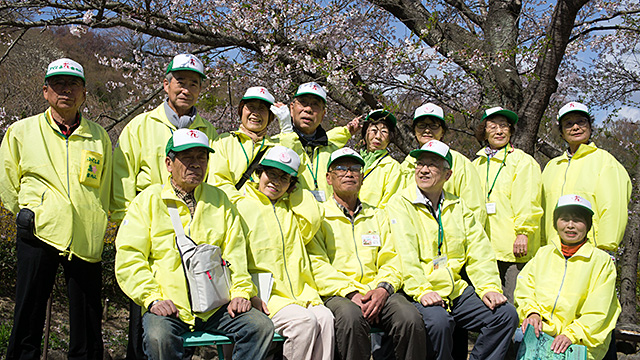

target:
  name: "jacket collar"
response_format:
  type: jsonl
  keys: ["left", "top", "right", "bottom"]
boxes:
{"left": 161, "top": 176, "right": 203, "bottom": 204}
{"left": 45, "top": 108, "right": 93, "bottom": 138}
{"left": 552, "top": 237, "right": 595, "bottom": 260}
{"left": 556, "top": 142, "right": 598, "bottom": 163}
{"left": 324, "top": 195, "right": 374, "bottom": 220}
{"left": 475, "top": 142, "right": 514, "bottom": 161}
{"left": 401, "top": 186, "right": 459, "bottom": 212}
{"left": 150, "top": 104, "right": 210, "bottom": 131}
{"left": 243, "top": 181, "right": 290, "bottom": 205}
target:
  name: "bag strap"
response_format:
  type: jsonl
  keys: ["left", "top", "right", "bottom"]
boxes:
{"left": 167, "top": 200, "right": 196, "bottom": 254}
{"left": 236, "top": 147, "right": 268, "bottom": 190}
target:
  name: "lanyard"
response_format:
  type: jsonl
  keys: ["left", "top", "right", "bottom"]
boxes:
{"left": 436, "top": 202, "right": 444, "bottom": 256}
{"left": 485, "top": 147, "right": 508, "bottom": 201}
{"left": 363, "top": 153, "right": 389, "bottom": 180}
{"left": 238, "top": 136, "right": 265, "bottom": 181}
{"left": 305, "top": 149, "right": 320, "bottom": 189}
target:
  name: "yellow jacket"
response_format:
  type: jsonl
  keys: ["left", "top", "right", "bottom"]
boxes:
{"left": 472, "top": 145, "right": 543, "bottom": 262}
{"left": 111, "top": 104, "right": 218, "bottom": 223}
{"left": 360, "top": 150, "right": 404, "bottom": 209}
{"left": 386, "top": 187, "right": 502, "bottom": 303}
{"left": 277, "top": 126, "right": 351, "bottom": 201}
{"left": 236, "top": 184, "right": 323, "bottom": 317}
{"left": 307, "top": 199, "right": 402, "bottom": 297}
{"left": 0, "top": 109, "right": 112, "bottom": 262}
{"left": 402, "top": 149, "right": 487, "bottom": 225}
{"left": 514, "top": 241, "right": 621, "bottom": 360}
{"left": 207, "top": 131, "right": 282, "bottom": 203}
{"left": 114, "top": 181, "right": 253, "bottom": 326}
{"left": 541, "top": 142, "right": 631, "bottom": 251}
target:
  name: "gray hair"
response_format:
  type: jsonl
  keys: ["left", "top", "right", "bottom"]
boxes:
{"left": 167, "top": 150, "right": 177, "bottom": 161}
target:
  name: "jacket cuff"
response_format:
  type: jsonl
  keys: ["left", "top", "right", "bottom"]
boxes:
{"left": 230, "top": 290, "right": 251, "bottom": 300}
{"left": 143, "top": 293, "right": 163, "bottom": 310}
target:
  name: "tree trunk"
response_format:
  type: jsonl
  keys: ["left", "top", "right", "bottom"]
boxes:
{"left": 618, "top": 159, "right": 640, "bottom": 325}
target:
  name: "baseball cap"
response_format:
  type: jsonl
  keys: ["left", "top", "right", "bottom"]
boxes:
{"left": 165, "top": 129, "right": 214, "bottom": 155}
{"left": 365, "top": 109, "right": 397, "bottom": 127}
{"left": 557, "top": 102, "right": 590, "bottom": 123}
{"left": 414, "top": 103, "right": 445, "bottom": 124}
{"left": 260, "top": 146, "right": 301, "bottom": 176}
{"left": 409, "top": 140, "right": 453, "bottom": 167}
{"left": 295, "top": 82, "right": 327, "bottom": 103}
{"left": 481, "top": 107, "right": 518, "bottom": 124}
{"left": 555, "top": 194, "right": 594, "bottom": 216}
{"left": 166, "top": 54, "right": 205, "bottom": 78}
{"left": 242, "top": 86, "right": 275, "bottom": 105}
{"left": 45, "top": 58, "right": 85, "bottom": 82}
{"left": 327, "top": 147, "right": 365, "bottom": 170}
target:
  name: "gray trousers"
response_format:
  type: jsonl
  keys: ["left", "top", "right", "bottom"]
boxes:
{"left": 413, "top": 286, "right": 518, "bottom": 360}
{"left": 325, "top": 293, "right": 426, "bottom": 360}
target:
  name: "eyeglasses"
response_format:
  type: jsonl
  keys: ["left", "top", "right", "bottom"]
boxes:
{"left": 293, "top": 97, "right": 324, "bottom": 110}
{"left": 415, "top": 161, "right": 444, "bottom": 171}
{"left": 332, "top": 164, "right": 363, "bottom": 176}
{"left": 47, "top": 78, "right": 84, "bottom": 91}
{"left": 561, "top": 118, "right": 589, "bottom": 129}
{"left": 415, "top": 121, "right": 441, "bottom": 131}
{"left": 367, "top": 127, "right": 390, "bottom": 137}
{"left": 485, "top": 123, "right": 510, "bottom": 133}
{"left": 264, "top": 169, "right": 292, "bottom": 183}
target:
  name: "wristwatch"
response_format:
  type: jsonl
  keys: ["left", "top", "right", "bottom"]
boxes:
{"left": 148, "top": 300, "right": 161, "bottom": 311}
{"left": 377, "top": 282, "right": 395, "bottom": 295}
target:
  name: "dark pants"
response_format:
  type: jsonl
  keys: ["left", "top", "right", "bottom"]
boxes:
{"left": 497, "top": 261, "right": 525, "bottom": 304}
{"left": 414, "top": 286, "right": 518, "bottom": 360}
{"left": 126, "top": 301, "right": 146, "bottom": 360}
{"left": 326, "top": 293, "right": 426, "bottom": 360}
{"left": 6, "top": 234, "right": 103, "bottom": 360}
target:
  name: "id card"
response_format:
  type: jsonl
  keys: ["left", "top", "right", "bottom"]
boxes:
{"left": 311, "top": 190, "right": 326, "bottom": 202}
{"left": 362, "top": 234, "right": 381, "bottom": 247}
{"left": 486, "top": 202, "right": 496, "bottom": 214}
{"left": 433, "top": 255, "right": 448, "bottom": 270}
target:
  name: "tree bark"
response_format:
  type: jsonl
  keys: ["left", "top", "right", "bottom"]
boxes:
{"left": 618, "top": 159, "right": 640, "bottom": 325}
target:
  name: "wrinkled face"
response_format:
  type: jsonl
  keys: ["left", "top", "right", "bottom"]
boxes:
{"left": 289, "top": 94, "right": 326, "bottom": 135}
{"left": 365, "top": 123, "right": 390, "bottom": 151}
{"left": 241, "top": 99, "right": 271, "bottom": 133}
{"left": 43, "top": 75, "right": 86, "bottom": 115}
{"left": 484, "top": 116, "right": 512, "bottom": 149}
{"left": 258, "top": 167, "right": 292, "bottom": 201}
{"left": 326, "top": 158, "right": 363, "bottom": 196}
{"left": 413, "top": 117, "right": 444, "bottom": 145}
{"left": 556, "top": 213, "right": 588, "bottom": 245}
{"left": 560, "top": 113, "right": 591, "bottom": 148}
{"left": 415, "top": 152, "right": 451, "bottom": 193}
{"left": 166, "top": 148, "right": 208, "bottom": 192}
{"left": 164, "top": 70, "right": 202, "bottom": 116}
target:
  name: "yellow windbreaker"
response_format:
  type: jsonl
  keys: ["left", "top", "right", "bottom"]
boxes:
{"left": 207, "top": 131, "right": 283, "bottom": 202}
{"left": 541, "top": 142, "right": 631, "bottom": 251}
{"left": 386, "top": 187, "right": 502, "bottom": 303}
{"left": 514, "top": 241, "right": 620, "bottom": 360}
{"left": 111, "top": 104, "right": 218, "bottom": 223}
{"left": 277, "top": 126, "right": 351, "bottom": 201}
{"left": 236, "top": 184, "right": 323, "bottom": 317}
{"left": 402, "top": 149, "right": 487, "bottom": 225}
{"left": 114, "top": 181, "right": 253, "bottom": 326}
{"left": 307, "top": 199, "right": 402, "bottom": 297}
{"left": 0, "top": 109, "right": 112, "bottom": 262}
{"left": 360, "top": 150, "right": 404, "bottom": 209}
{"left": 472, "top": 145, "right": 543, "bottom": 262}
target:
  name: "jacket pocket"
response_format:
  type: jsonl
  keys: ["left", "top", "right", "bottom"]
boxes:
{"left": 79, "top": 150, "right": 103, "bottom": 188}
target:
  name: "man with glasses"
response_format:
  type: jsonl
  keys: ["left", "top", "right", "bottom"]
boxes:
{"left": 307, "top": 148, "right": 426, "bottom": 360}
{"left": 1, "top": 58, "right": 111, "bottom": 359}
{"left": 387, "top": 140, "right": 518, "bottom": 360}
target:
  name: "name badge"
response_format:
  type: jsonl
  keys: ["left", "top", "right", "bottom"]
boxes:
{"left": 362, "top": 234, "right": 381, "bottom": 247}
{"left": 486, "top": 202, "right": 496, "bottom": 214}
{"left": 311, "top": 190, "right": 326, "bottom": 202}
{"left": 433, "top": 255, "right": 448, "bottom": 270}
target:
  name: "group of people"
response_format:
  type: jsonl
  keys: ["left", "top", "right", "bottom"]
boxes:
{"left": 0, "top": 53, "right": 630, "bottom": 360}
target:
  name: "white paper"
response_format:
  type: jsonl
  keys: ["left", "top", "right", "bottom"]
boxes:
{"left": 251, "top": 272, "right": 274, "bottom": 303}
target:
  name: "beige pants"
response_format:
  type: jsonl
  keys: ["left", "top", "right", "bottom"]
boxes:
{"left": 271, "top": 304, "right": 335, "bottom": 360}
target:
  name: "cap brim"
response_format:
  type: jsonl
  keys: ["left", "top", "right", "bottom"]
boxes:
{"left": 168, "top": 67, "right": 206, "bottom": 78}
{"left": 558, "top": 110, "right": 590, "bottom": 122}
{"left": 45, "top": 72, "right": 85, "bottom": 81}
{"left": 483, "top": 109, "right": 518, "bottom": 124}
{"left": 409, "top": 149, "right": 452, "bottom": 167}
{"left": 365, "top": 110, "right": 397, "bottom": 127}
{"left": 327, "top": 154, "right": 366, "bottom": 170}
{"left": 554, "top": 203, "right": 594, "bottom": 217}
{"left": 413, "top": 114, "right": 445, "bottom": 124}
{"left": 260, "top": 159, "right": 298, "bottom": 176}
{"left": 170, "top": 143, "right": 214, "bottom": 154}
{"left": 242, "top": 95, "right": 274, "bottom": 105}
{"left": 295, "top": 91, "right": 326, "bottom": 102}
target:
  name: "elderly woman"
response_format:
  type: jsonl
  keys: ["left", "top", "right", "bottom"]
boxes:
{"left": 541, "top": 102, "right": 631, "bottom": 251}
{"left": 471, "top": 107, "right": 543, "bottom": 302}
{"left": 208, "top": 86, "right": 284, "bottom": 202}
{"left": 401, "top": 103, "right": 486, "bottom": 225}
{"left": 514, "top": 194, "right": 620, "bottom": 360}
{"left": 235, "top": 146, "right": 334, "bottom": 360}
{"left": 358, "top": 109, "right": 404, "bottom": 208}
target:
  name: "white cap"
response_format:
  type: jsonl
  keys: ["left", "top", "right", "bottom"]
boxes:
{"left": 409, "top": 139, "right": 452, "bottom": 167}
{"left": 165, "top": 129, "right": 214, "bottom": 155}
{"left": 557, "top": 102, "right": 590, "bottom": 122}
{"left": 481, "top": 106, "right": 518, "bottom": 124}
{"left": 414, "top": 103, "right": 444, "bottom": 122}
{"left": 242, "top": 86, "right": 275, "bottom": 105}
{"left": 327, "top": 147, "right": 365, "bottom": 170}
{"left": 556, "top": 194, "right": 594, "bottom": 215}
{"left": 45, "top": 58, "right": 85, "bottom": 81}
{"left": 295, "top": 82, "right": 327, "bottom": 102}
{"left": 166, "top": 54, "right": 205, "bottom": 77}
{"left": 260, "top": 146, "right": 301, "bottom": 176}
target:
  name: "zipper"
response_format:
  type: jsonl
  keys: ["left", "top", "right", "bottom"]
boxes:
{"left": 561, "top": 157, "right": 571, "bottom": 196}
{"left": 272, "top": 203, "right": 297, "bottom": 300}
{"left": 350, "top": 217, "right": 365, "bottom": 284}
{"left": 550, "top": 257, "right": 568, "bottom": 319}
{"left": 64, "top": 137, "right": 73, "bottom": 256}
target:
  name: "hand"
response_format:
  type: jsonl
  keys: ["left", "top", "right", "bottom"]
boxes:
{"left": 551, "top": 334, "right": 572, "bottom": 354}
{"left": 346, "top": 116, "right": 363, "bottom": 135}
{"left": 482, "top": 291, "right": 507, "bottom": 310}
{"left": 513, "top": 234, "right": 529, "bottom": 257}
{"left": 149, "top": 300, "right": 179, "bottom": 317}
{"left": 347, "top": 291, "right": 365, "bottom": 308}
{"left": 420, "top": 291, "right": 444, "bottom": 307}
{"left": 250, "top": 296, "right": 270, "bottom": 316}
{"left": 521, "top": 313, "right": 542, "bottom": 337}
{"left": 227, "top": 297, "right": 252, "bottom": 318}
{"left": 361, "top": 288, "right": 389, "bottom": 321}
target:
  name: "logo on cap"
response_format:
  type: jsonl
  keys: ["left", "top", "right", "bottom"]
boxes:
{"left": 280, "top": 152, "right": 291, "bottom": 163}
{"left": 188, "top": 130, "right": 198, "bottom": 138}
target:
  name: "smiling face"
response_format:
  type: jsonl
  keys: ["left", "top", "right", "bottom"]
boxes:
{"left": 326, "top": 158, "right": 363, "bottom": 198}
{"left": 258, "top": 167, "right": 293, "bottom": 201}
{"left": 240, "top": 99, "right": 272, "bottom": 133}
{"left": 560, "top": 112, "right": 591, "bottom": 149}
{"left": 166, "top": 147, "right": 209, "bottom": 193}
{"left": 289, "top": 94, "right": 326, "bottom": 135}
{"left": 413, "top": 117, "right": 445, "bottom": 146}
{"left": 43, "top": 75, "right": 86, "bottom": 116}
{"left": 556, "top": 212, "right": 589, "bottom": 246}
{"left": 484, "top": 115, "right": 512, "bottom": 149}
{"left": 365, "top": 122, "right": 391, "bottom": 151}
{"left": 415, "top": 152, "right": 451, "bottom": 193}
{"left": 163, "top": 70, "right": 202, "bottom": 116}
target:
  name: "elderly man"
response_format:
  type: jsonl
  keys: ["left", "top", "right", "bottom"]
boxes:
{"left": 386, "top": 140, "right": 518, "bottom": 360}
{"left": 111, "top": 53, "right": 218, "bottom": 358}
{"left": 0, "top": 58, "right": 112, "bottom": 359}
{"left": 114, "top": 129, "right": 273, "bottom": 360}
{"left": 307, "top": 148, "right": 426, "bottom": 360}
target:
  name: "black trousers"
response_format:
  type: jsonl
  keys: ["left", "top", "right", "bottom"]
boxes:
{"left": 6, "top": 234, "right": 103, "bottom": 360}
